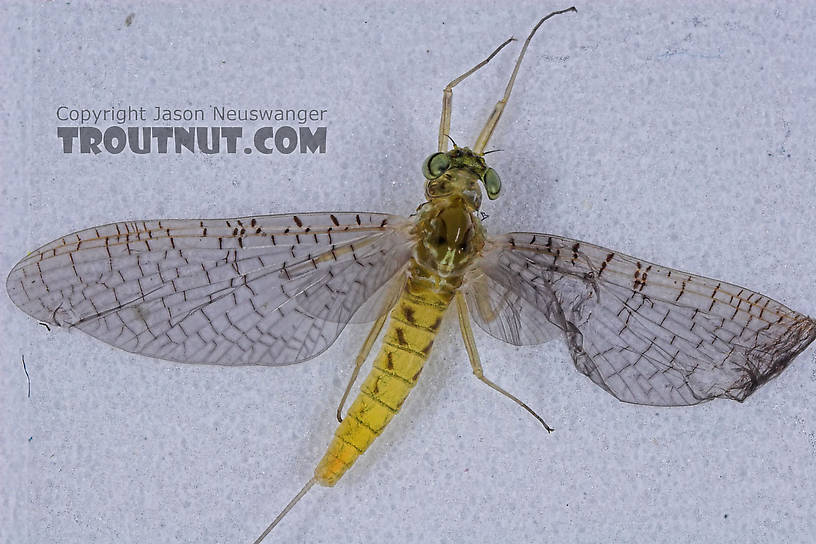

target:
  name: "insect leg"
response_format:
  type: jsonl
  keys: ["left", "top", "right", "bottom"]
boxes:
{"left": 335, "top": 310, "right": 389, "bottom": 422}
{"left": 473, "top": 6, "right": 577, "bottom": 154}
{"left": 437, "top": 37, "right": 515, "bottom": 153}
{"left": 455, "top": 294, "right": 554, "bottom": 432}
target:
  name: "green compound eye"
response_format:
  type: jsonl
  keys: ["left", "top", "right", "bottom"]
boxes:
{"left": 482, "top": 168, "right": 501, "bottom": 200}
{"left": 422, "top": 152, "right": 451, "bottom": 179}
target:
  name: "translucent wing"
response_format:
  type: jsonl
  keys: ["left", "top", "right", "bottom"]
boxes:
{"left": 467, "top": 233, "right": 816, "bottom": 405}
{"left": 6, "top": 212, "right": 414, "bottom": 366}
{"left": 463, "top": 268, "right": 563, "bottom": 346}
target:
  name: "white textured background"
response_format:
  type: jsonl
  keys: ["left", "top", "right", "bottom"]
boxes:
{"left": 1, "top": 2, "right": 815, "bottom": 543}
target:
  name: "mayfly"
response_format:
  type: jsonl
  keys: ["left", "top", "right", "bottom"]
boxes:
{"left": 6, "top": 7, "right": 816, "bottom": 543}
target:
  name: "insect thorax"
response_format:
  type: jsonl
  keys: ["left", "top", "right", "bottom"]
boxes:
{"left": 413, "top": 194, "right": 486, "bottom": 280}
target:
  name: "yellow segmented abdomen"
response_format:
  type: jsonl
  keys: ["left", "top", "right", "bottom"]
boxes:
{"left": 314, "top": 273, "right": 453, "bottom": 486}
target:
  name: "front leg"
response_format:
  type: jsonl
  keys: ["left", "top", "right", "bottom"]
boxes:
{"left": 437, "top": 37, "right": 514, "bottom": 152}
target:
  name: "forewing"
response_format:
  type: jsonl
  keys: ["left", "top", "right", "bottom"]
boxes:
{"left": 474, "top": 233, "right": 816, "bottom": 405}
{"left": 6, "top": 212, "right": 414, "bottom": 366}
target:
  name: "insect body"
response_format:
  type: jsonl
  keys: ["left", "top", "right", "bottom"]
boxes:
{"left": 315, "top": 147, "right": 490, "bottom": 487}
{"left": 314, "top": 260, "right": 455, "bottom": 486}
{"left": 6, "top": 8, "right": 816, "bottom": 543}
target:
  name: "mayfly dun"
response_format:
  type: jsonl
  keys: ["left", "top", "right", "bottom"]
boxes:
{"left": 6, "top": 7, "right": 816, "bottom": 543}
